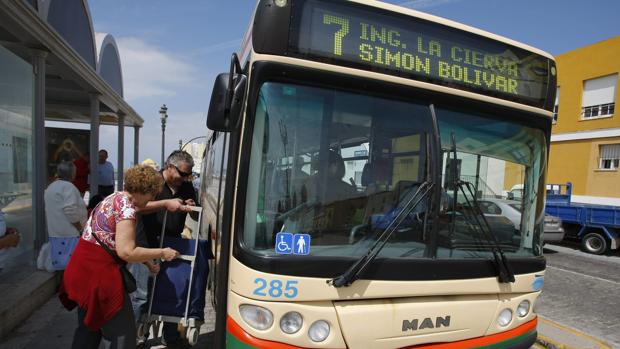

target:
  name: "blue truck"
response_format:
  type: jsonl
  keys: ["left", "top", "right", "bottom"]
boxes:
{"left": 545, "top": 182, "right": 620, "bottom": 254}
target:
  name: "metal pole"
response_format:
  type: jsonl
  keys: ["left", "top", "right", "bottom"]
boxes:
{"left": 475, "top": 154, "right": 481, "bottom": 198}
{"left": 89, "top": 94, "right": 100, "bottom": 195}
{"left": 117, "top": 114, "right": 125, "bottom": 191}
{"left": 31, "top": 49, "right": 47, "bottom": 251}
{"left": 161, "top": 122, "right": 165, "bottom": 167}
{"left": 159, "top": 104, "right": 167, "bottom": 168}
{"left": 133, "top": 126, "right": 140, "bottom": 166}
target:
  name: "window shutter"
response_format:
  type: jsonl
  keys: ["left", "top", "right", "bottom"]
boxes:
{"left": 600, "top": 144, "right": 620, "bottom": 159}
{"left": 582, "top": 74, "right": 618, "bottom": 107}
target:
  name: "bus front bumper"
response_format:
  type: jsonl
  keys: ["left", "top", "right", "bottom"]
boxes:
{"left": 226, "top": 316, "right": 537, "bottom": 349}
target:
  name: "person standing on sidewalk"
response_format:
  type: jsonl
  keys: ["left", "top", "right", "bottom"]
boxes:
{"left": 44, "top": 161, "right": 87, "bottom": 270}
{"left": 60, "top": 165, "right": 180, "bottom": 349}
{"left": 73, "top": 152, "right": 90, "bottom": 197}
{"left": 97, "top": 149, "right": 115, "bottom": 197}
{"left": 134, "top": 150, "right": 198, "bottom": 347}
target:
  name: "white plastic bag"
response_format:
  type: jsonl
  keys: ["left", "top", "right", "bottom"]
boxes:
{"left": 36, "top": 242, "right": 55, "bottom": 272}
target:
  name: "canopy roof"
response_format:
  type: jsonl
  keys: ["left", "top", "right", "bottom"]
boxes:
{"left": 0, "top": 0, "right": 142, "bottom": 127}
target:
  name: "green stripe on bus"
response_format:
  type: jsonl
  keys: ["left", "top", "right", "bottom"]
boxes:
{"left": 226, "top": 331, "right": 257, "bottom": 349}
{"left": 474, "top": 330, "right": 536, "bottom": 349}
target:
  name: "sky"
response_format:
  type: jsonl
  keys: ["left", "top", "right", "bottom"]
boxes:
{"left": 82, "top": 0, "right": 620, "bottom": 168}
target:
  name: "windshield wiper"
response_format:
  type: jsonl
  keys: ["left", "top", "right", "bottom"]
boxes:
{"left": 446, "top": 134, "right": 514, "bottom": 283}
{"left": 329, "top": 181, "right": 434, "bottom": 288}
{"left": 456, "top": 180, "right": 515, "bottom": 283}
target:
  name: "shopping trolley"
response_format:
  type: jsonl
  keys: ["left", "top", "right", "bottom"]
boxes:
{"left": 138, "top": 207, "right": 209, "bottom": 346}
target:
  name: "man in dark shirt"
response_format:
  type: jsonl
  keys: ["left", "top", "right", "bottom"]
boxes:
{"left": 139, "top": 150, "right": 197, "bottom": 247}
{"left": 135, "top": 150, "right": 197, "bottom": 347}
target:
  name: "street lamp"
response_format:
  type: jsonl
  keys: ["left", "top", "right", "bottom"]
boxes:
{"left": 159, "top": 104, "right": 168, "bottom": 167}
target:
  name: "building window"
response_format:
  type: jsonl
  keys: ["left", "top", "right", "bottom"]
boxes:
{"left": 581, "top": 74, "right": 617, "bottom": 120}
{"left": 0, "top": 44, "right": 34, "bottom": 270}
{"left": 599, "top": 144, "right": 620, "bottom": 170}
{"left": 553, "top": 87, "right": 559, "bottom": 124}
{"left": 583, "top": 103, "right": 615, "bottom": 119}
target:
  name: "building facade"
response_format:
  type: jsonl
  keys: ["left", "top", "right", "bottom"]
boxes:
{"left": 0, "top": 0, "right": 143, "bottom": 273}
{"left": 549, "top": 36, "right": 620, "bottom": 205}
{"left": 0, "top": 0, "right": 148, "bottom": 338}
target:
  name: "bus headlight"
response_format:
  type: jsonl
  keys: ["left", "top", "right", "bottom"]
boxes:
{"left": 274, "top": 0, "right": 287, "bottom": 7}
{"left": 517, "top": 300, "right": 531, "bottom": 317}
{"left": 239, "top": 304, "right": 273, "bottom": 330}
{"left": 308, "top": 320, "right": 330, "bottom": 342}
{"left": 280, "top": 311, "right": 303, "bottom": 334}
{"left": 497, "top": 309, "right": 513, "bottom": 327}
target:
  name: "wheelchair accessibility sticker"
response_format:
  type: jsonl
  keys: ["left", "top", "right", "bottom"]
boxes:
{"left": 275, "top": 232, "right": 310, "bottom": 255}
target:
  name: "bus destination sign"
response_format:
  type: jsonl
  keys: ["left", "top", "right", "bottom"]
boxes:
{"left": 292, "top": 0, "right": 553, "bottom": 108}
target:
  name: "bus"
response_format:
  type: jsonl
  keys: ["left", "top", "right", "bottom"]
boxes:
{"left": 199, "top": 0, "right": 556, "bottom": 348}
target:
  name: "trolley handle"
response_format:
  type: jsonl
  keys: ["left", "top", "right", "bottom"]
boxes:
{"left": 182, "top": 205, "right": 202, "bottom": 213}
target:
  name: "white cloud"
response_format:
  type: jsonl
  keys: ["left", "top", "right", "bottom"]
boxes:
{"left": 196, "top": 38, "right": 242, "bottom": 55}
{"left": 399, "top": 0, "right": 462, "bottom": 10}
{"left": 114, "top": 36, "right": 198, "bottom": 101}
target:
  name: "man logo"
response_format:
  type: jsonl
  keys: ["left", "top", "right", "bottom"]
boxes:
{"left": 402, "top": 316, "right": 451, "bottom": 331}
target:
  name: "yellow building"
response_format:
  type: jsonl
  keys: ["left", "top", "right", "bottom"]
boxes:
{"left": 548, "top": 35, "right": 620, "bottom": 205}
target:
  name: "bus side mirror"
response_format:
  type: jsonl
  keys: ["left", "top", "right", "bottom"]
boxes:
{"left": 207, "top": 73, "right": 247, "bottom": 132}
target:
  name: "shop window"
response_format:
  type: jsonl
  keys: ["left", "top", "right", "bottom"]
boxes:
{"left": 582, "top": 74, "right": 617, "bottom": 119}
{"left": 599, "top": 144, "right": 620, "bottom": 170}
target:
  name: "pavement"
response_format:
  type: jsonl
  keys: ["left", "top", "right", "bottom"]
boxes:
{"left": 536, "top": 316, "right": 612, "bottom": 349}
{"left": 0, "top": 284, "right": 215, "bottom": 349}
{"left": 0, "top": 265, "right": 59, "bottom": 340}
{"left": 0, "top": 267, "right": 612, "bottom": 348}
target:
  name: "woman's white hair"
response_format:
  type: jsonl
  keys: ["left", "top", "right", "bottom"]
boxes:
{"left": 57, "top": 161, "right": 75, "bottom": 181}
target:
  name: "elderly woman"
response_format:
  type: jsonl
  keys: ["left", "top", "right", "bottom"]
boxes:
{"left": 60, "top": 165, "right": 180, "bottom": 349}
{"left": 44, "top": 161, "right": 87, "bottom": 270}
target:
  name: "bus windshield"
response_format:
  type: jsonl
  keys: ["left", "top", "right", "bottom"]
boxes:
{"left": 242, "top": 81, "right": 546, "bottom": 260}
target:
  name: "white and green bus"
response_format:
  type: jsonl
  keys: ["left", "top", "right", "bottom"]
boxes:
{"left": 199, "top": 0, "right": 556, "bottom": 348}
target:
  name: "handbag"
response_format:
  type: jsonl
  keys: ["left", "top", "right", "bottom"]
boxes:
{"left": 36, "top": 242, "right": 54, "bottom": 272}
{"left": 91, "top": 232, "right": 137, "bottom": 293}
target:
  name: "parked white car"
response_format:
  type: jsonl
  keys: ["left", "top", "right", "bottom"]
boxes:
{"left": 477, "top": 198, "right": 565, "bottom": 243}
{"left": 542, "top": 215, "right": 565, "bottom": 242}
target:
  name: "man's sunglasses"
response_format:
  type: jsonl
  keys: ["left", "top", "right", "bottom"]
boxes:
{"left": 172, "top": 165, "right": 192, "bottom": 178}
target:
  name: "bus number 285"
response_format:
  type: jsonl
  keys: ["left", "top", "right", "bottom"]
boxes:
{"left": 253, "top": 278, "right": 299, "bottom": 299}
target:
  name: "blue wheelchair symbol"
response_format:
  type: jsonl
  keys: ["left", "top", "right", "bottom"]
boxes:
{"left": 275, "top": 232, "right": 293, "bottom": 254}
{"left": 293, "top": 234, "right": 311, "bottom": 255}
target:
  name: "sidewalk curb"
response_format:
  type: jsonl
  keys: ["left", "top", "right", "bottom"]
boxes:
{"left": 0, "top": 270, "right": 59, "bottom": 339}
{"left": 536, "top": 317, "right": 611, "bottom": 349}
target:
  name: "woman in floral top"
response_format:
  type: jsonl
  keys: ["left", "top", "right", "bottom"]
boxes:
{"left": 61, "top": 165, "right": 180, "bottom": 349}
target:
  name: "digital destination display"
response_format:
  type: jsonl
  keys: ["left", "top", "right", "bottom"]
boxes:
{"left": 291, "top": 0, "right": 553, "bottom": 108}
